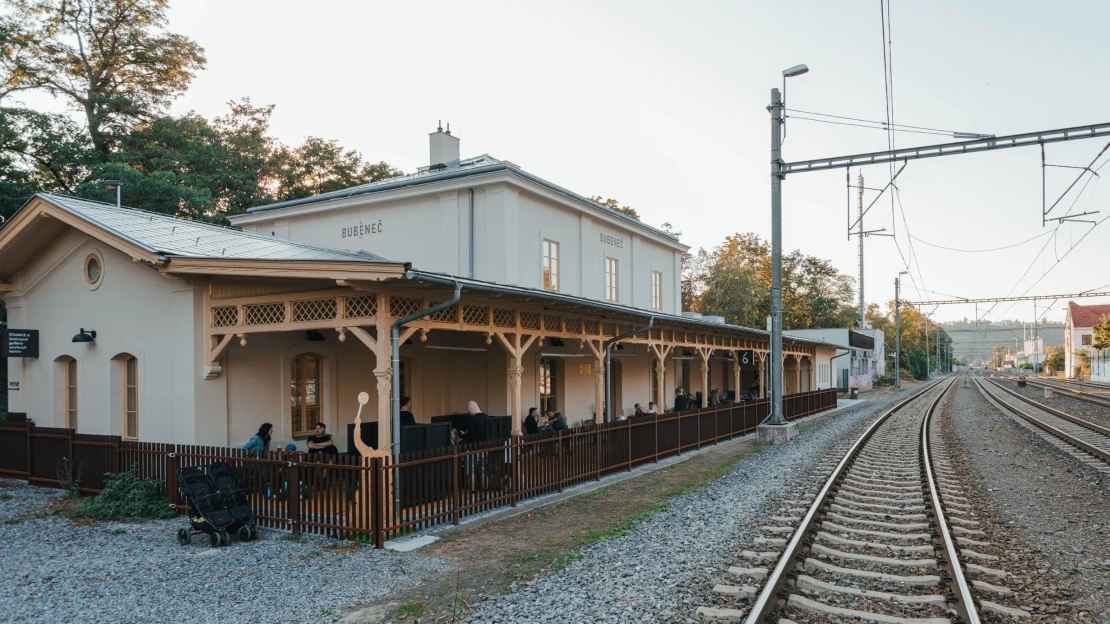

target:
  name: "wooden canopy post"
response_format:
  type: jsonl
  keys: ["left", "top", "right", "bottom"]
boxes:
{"left": 697, "top": 347, "right": 712, "bottom": 407}
{"left": 732, "top": 351, "right": 742, "bottom": 399}
{"left": 494, "top": 332, "right": 538, "bottom": 435}
{"left": 584, "top": 339, "right": 605, "bottom": 423}
{"left": 757, "top": 352, "right": 766, "bottom": 399}
{"left": 648, "top": 343, "right": 673, "bottom": 411}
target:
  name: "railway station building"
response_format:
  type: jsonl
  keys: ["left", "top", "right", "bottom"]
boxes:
{"left": 1, "top": 127, "right": 839, "bottom": 454}
{"left": 1065, "top": 301, "right": 1110, "bottom": 382}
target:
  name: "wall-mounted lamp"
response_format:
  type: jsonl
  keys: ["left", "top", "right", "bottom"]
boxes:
{"left": 549, "top": 338, "right": 566, "bottom": 347}
{"left": 306, "top": 330, "right": 326, "bottom": 342}
{"left": 71, "top": 328, "right": 97, "bottom": 343}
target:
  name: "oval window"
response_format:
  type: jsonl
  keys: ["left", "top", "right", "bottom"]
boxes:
{"left": 84, "top": 254, "right": 102, "bottom": 285}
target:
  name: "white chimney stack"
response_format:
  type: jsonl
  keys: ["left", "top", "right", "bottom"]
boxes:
{"left": 429, "top": 121, "right": 460, "bottom": 167}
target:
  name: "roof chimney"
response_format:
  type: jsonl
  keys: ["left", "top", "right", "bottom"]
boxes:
{"left": 429, "top": 121, "right": 460, "bottom": 167}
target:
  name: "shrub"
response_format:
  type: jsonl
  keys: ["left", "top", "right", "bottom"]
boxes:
{"left": 74, "top": 466, "right": 175, "bottom": 521}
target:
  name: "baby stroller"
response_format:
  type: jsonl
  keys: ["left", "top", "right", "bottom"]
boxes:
{"left": 175, "top": 461, "right": 258, "bottom": 547}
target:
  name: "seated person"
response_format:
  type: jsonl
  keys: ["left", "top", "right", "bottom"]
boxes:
{"left": 673, "top": 389, "right": 689, "bottom": 412}
{"left": 549, "top": 411, "right": 569, "bottom": 431}
{"left": 400, "top": 396, "right": 416, "bottom": 426}
{"left": 306, "top": 422, "right": 339, "bottom": 455}
{"left": 524, "top": 407, "right": 540, "bottom": 435}
{"left": 634, "top": 403, "right": 645, "bottom": 418}
{"left": 646, "top": 402, "right": 658, "bottom": 415}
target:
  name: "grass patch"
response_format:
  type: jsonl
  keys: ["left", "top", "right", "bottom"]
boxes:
{"left": 299, "top": 550, "right": 321, "bottom": 561}
{"left": 320, "top": 607, "right": 334, "bottom": 616}
{"left": 0, "top": 493, "right": 13, "bottom": 501}
{"left": 2, "top": 518, "right": 20, "bottom": 525}
{"left": 278, "top": 533, "right": 303, "bottom": 541}
{"left": 71, "top": 466, "right": 174, "bottom": 521}
{"left": 397, "top": 602, "right": 426, "bottom": 617}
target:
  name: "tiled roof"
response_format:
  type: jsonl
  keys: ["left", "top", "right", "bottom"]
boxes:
{"left": 1068, "top": 301, "right": 1110, "bottom": 328}
{"left": 39, "top": 194, "right": 389, "bottom": 262}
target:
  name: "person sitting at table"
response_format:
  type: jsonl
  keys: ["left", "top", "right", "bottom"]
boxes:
{"left": 242, "top": 423, "right": 273, "bottom": 456}
{"left": 634, "top": 403, "right": 645, "bottom": 418}
{"left": 646, "top": 402, "right": 658, "bottom": 415}
{"left": 743, "top": 385, "right": 760, "bottom": 401}
{"left": 524, "top": 407, "right": 540, "bottom": 435}
{"left": 549, "top": 411, "right": 569, "bottom": 431}
{"left": 306, "top": 422, "right": 339, "bottom": 455}
{"left": 400, "top": 396, "right": 416, "bottom": 426}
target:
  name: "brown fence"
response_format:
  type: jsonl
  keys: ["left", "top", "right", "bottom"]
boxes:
{"left": 0, "top": 388, "right": 837, "bottom": 547}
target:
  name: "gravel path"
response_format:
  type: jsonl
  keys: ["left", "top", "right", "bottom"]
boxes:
{"left": 1013, "top": 381, "right": 1110, "bottom": 425}
{"left": 0, "top": 479, "right": 450, "bottom": 624}
{"left": 465, "top": 387, "right": 925, "bottom": 624}
{"left": 951, "top": 379, "right": 1110, "bottom": 621}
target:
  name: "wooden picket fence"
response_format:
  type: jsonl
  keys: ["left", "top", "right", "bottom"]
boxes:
{"left": 0, "top": 388, "right": 837, "bottom": 547}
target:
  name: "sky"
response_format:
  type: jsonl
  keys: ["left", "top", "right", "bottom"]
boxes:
{"left": 37, "top": 0, "right": 1110, "bottom": 324}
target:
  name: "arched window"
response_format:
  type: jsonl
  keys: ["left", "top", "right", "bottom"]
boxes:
{"left": 291, "top": 353, "right": 323, "bottom": 436}
{"left": 538, "top": 357, "right": 558, "bottom": 414}
{"left": 63, "top": 358, "right": 77, "bottom": 430}
{"left": 123, "top": 356, "right": 139, "bottom": 440}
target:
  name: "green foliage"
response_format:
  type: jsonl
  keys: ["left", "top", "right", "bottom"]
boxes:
{"left": 685, "top": 233, "right": 859, "bottom": 330}
{"left": 74, "top": 466, "right": 175, "bottom": 521}
{"left": 1019, "top": 362, "right": 1034, "bottom": 370}
{"left": 1093, "top": 315, "right": 1110, "bottom": 351}
{"left": 397, "top": 603, "right": 426, "bottom": 618}
{"left": 589, "top": 195, "right": 640, "bottom": 220}
{"left": 56, "top": 458, "right": 82, "bottom": 499}
{"left": 1044, "top": 345, "right": 1066, "bottom": 374}
{"left": 867, "top": 302, "right": 952, "bottom": 380}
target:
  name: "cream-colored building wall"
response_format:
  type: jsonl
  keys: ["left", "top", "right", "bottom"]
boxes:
{"left": 2, "top": 230, "right": 226, "bottom": 445}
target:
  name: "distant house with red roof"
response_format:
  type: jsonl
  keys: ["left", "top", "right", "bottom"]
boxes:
{"left": 1064, "top": 301, "right": 1110, "bottom": 381}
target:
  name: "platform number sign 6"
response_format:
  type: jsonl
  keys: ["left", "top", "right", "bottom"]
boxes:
{"left": 737, "top": 349, "right": 755, "bottom": 367}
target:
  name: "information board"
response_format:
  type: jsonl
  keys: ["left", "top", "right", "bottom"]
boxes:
{"left": 736, "top": 349, "right": 757, "bottom": 368}
{"left": 1, "top": 329, "right": 39, "bottom": 358}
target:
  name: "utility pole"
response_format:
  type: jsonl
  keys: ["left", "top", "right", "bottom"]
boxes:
{"left": 895, "top": 272, "right": 907, "bottom": 388}
{"left": 857, "top": 172, "right": 866, "bottom": 328}
{"left": 925, "top": 316, "right": 930, "bottom": 379}
{"left": 767, "top": 86, "right": 786, "bottom": 427}
{"left": 1033, "top": 300, "right": 1039, "bottom": 376}
{"left": 936, "top": 323, "right": 940, "bottom": 377}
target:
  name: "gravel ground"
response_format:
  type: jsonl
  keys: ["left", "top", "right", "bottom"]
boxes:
{"left": 0, "top": 479, "right": 450, "bottom": 624}
{"left": 465, "top": 386, "right": 927, "bottom": 624}
{"left": 950, "top": 379, "right": 1110, "bottom": 621}
{"left": 1013, "top": 382, "right": 1110, "bottom": 425}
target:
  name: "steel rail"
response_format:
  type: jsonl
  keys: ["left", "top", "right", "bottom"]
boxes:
{"left": 922, "top": 377, "right": 980, "bottom": 624}
{"left": 974, "top": 377, "right": 1110, "bottom": 464}
{"left": 1025, "top": 379, "right": 1110, "bottom": 409}
{"left": 992, "top": 379, "right": 1110, "bottom": 436}
{"left": 742, "top": 378, "right": 946, "bottom": 624}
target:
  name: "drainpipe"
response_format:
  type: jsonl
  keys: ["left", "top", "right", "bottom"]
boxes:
{"left": 391, "top": 274, "right": 462, "bottom": 460}
{"left": 604, "top": 316, "right": 654, "bottom": 423}
{"left": 468, "top": 188, "right": 475, "bottom": 279}
{"left": 830, "top": 349, "right": 850, "bottom": 391}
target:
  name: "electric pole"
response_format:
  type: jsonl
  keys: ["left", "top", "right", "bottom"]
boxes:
{"left": 895, "top": 272, "right": 906, "bottom": 388}
{"left": 925, "top": 316, "right": 930, "bottom": 379}
{"left": 857, "top": 172, "right": 866, "bottom": 328}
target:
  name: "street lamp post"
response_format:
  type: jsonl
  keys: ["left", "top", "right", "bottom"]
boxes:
{"left": 103, "top": 180, "right": 122, "bottom": 208}
{"left": 894, "top": 271, "right": 908, "bottom": 388}
{"left": 766, "top": 64, "right": 808, "bottom": 429}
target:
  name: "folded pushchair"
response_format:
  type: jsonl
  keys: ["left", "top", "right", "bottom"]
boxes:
{"left": 175, "top": 461, "right": 258, "bottom": 547}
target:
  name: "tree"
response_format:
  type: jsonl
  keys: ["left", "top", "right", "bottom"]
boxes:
{"left": 590, "top": 196, "right": 639, "bottom": 220}
{"left": 1093, "top": 315, "right": 1110, "bottom": 351}
{"left": 273, "top": 137, "right": 401, "bottom": 202}
{"left": 2, "top": 0, "right": 207, "bottom": 158}
{"left": 1044, "top": 344, "right": 1065, "bottom": 374}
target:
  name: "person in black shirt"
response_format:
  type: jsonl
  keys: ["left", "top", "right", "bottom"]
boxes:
{"left": 457, "top": 401, "right": 490, "bottom": 444}
{"left": 399, "top": 396, "right": 416, "bottom": 426}
{"left": 673, "top": 388, "right": 689, "bottom": 412}
{"left": 524, "top": 407, "right": 540, "bottom": 435}
{"left": 306, "top": 422, "right": 338, "bottom": 455}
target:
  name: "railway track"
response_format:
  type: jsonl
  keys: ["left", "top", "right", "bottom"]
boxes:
{"left": 1022, "top": 376, "right": 1110, "bottom": 408}
{"left": 696, "top": 377, "right": 1028, "bottom": 623}
{"left": 973, "top": 374, "right": 1110, "bottom": 472}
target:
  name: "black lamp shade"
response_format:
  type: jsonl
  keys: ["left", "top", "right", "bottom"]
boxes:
{"left": 72, "top": 328, "right": 97, "bottom": 343}
{"left": 306, "top": 330, "right": 326, "bottom": 342}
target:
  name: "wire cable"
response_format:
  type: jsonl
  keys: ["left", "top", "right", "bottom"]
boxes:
{"left": 907, "top": 230, "right": 1054, "bottom": 253}
{"left": 784, "top": 115, "right": 953, "bottom": 137}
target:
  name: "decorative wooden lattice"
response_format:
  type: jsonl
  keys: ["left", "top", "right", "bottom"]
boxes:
{"left": 429, "top": 303, "right": 458, "bottom": 323}
{"left": 543, "top": 314, "right": 562, "bottom": 332}
{"left": 619, "top": 324, "right": 633, "bottom": 336}
{"left": 244, "top": 302, "right": 285, "bottom": 326}
{"left": 602, "top": 322, "right": 617, "bottom": 337}
{"left": 463, "top": 305, "right": 489, "bottom": 325}
{"left": 583, "top": 320, "right": 600, "bottom": 336}
{"left": 663, "top": 330, "right": 673, "bottom": 342}
{"left": 520, "top": 311, "right": 541, "bottom": 330}
{"left": 650, "top": 328, "right": 662, "bottom": 340}
{"left": 212, "top": 306, "right": 238, "bottom": 328}
{"left": 390, "top": 296, "right": 423, "bottom": 318}
{"left": 564, "top": 317, "right": 582, "bottom": 334}
{"left": 344, "top": 295, "right": 377, "bottom": 319}
{"left": 493, "top": 308, "right": 516, "bottom": 328}
{"left": 293, "top": 298, "right": 337, "bottom": 322}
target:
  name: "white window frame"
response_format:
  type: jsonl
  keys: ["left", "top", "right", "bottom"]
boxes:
{"left": 651, "top": 270, "right": 663, "bottom": 311}
{"left": 605, "top": 257, "right": 619, "bottom": 302}
{"left": 542, "top": 239, "right": 560, "bottom": 291}
{"left": 65, "top": 358, "right": 77, "bottom": 430}
{"left": 123, "top": 356, "right": 138, "bottom": 440}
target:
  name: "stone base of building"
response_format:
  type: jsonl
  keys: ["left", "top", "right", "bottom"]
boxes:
{"left": 756, "top": 422, "right": 800, "bottom": 445}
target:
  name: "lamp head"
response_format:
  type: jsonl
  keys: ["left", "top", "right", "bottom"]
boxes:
{"left": 72, "top": 328, "right": 97, "bottom": 343}
{"left": 357, "top": 392, "right": 370, "bottom": 405}
{"left": 782, "top": 64, "right": 809, "bottom": 78}
{"left": 102, "top": 180, "right": 122, "bottom": 189}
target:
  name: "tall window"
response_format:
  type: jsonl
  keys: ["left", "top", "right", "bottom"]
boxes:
{"left": 605, "top": 257, "right": 619, "bottom": 302}
{"left": 1083, "top": 334, "right": 1093, "bottom": 346}
{"left": 124, "top": 357, "right": 139, "bottom": 440}
{"left": 65, "top": 359, "right": 77, "bottom": 430}
{"left": 652, "top": 271, "right": 663, "bottom": 311}
{"left": 291, "top": 353, "right": 322, "bottom": 436}
{"left": 538, "top": 357, "right": 558, "bottom": 413}
{"left": 542, "top": 239, "right": 560, "bottom": 291}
